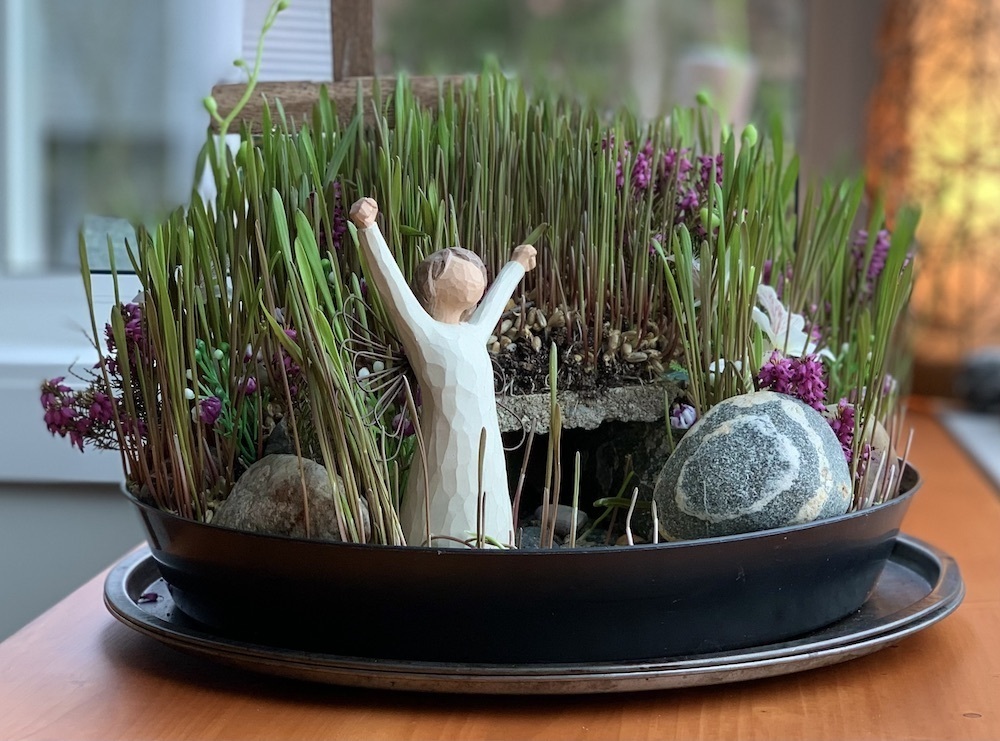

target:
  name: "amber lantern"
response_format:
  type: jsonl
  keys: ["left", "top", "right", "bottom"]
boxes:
{"left": 866, "top": 0, "right": 1000, "bottom": 378}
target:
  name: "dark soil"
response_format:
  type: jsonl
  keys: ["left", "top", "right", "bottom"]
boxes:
{"left": 493, "top": 329, "right": 656, "bottom": 396}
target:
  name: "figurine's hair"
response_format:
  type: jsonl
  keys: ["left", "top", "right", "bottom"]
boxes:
{"left": 411, "top": 247, "right": 488, "bottom": 320}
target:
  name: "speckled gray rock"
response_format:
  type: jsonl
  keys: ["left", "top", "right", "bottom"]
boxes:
{"left": 652, "top": 391, "right": 852, "bottom": 540}
{"left": 214, "top": 454, "right": 369, "bottom": 542}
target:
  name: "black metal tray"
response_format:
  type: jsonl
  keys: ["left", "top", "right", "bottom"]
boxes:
{"left": 104, "top": 534, "right": 963, "bottom": 695}
{"left": 124, "top": 474, "right": 922, "bottom": 664}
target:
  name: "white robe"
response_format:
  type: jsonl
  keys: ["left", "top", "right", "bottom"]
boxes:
{"left": 357, "top": 224, "right": 523, "bottom": 547}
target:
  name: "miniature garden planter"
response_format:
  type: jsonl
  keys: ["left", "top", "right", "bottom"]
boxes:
{"left": 39, "top": 11, "right": 944, "bottom": 690}
{"left": 124, "top": 464, "right": 921, "bottom": 665}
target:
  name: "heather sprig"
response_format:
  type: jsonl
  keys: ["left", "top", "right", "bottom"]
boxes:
{"left": 40, "top": 377, "right": 108, "bottom": 452}
{"left": 851, "top": 228, "right": 892, "bottom": 299}
{"left": 826, "top": 397, "right": 857, "bottom": 463}
{"left": 755, "top": 350, "right": 828, "bottom": 412}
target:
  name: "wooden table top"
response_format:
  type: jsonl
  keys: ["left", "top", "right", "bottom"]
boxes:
{"left": 1, "top": 404, "right": 998, "bottom": 741}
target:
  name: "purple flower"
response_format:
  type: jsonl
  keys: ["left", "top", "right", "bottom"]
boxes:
{"left": 648, "top": 232, "right": 665, "bottom": 256}
{"left": 882, "top": 374, "right": 896, "bottom": 396}
{"left": 601, "top": 133, "right": 630, "bottom": 190}
{"left": 761, "top": 260, "right": 794, "bottom": 299}
{"left": 196, "top": 396, "right": 222, "bottom": 425}
{"left": 662, "top": 147, "right": 679, "bottom": 175}
{"left": 390, "top": 411, "right": 416, "bottom": 438}
{"left": 331, "top": 180, "right": 348, "bottom": 251}
{"left": 757, "top": 351, "right": 794, "bottom": 391}
{"left": 68, "top": 422, "right": 90, "bottom": 452}
{"left": 852, "top": 228, "right": 892, "bottom": 297}
{"left": 395, "top": 382, "right": 422, "bottom": 409}
{"left": 103, "top": 323, "right": 116, "bottom": 355}
{"left": 40, "top": 376, "right": 71, "bottom": 408}
{"left": 697, "top": 153, "right": 725, "bottom": 189}
{"left": 88, "top": 392, "right": 114, "bottom": 424}
{"left": 40, "top": 378, "right": 93, "bottom": 452}
{"left": 42, "top": 404, "right": 76, "bottom": 435}
{"left": 274, "top": 328, "right": 302, "bottom": 397}
{"left": 40, "top": 378, "right": 75, "bottom": 427}
{"left": 659, "top": 147, "right": 694, "bottom": 190}
{"left": 670, "top": 403, "right": 697, "bottom": 430}
{"left": 756, "top": 350, "right": 828, "bottom": 412}
{"left": 309, "top": 181, "right": 350, "bottom": 252}
{"left": 121, "top": 415, "right": 148, "bottom": 439}
{"left": 677, "top": 189, "right": 699, "bottom": 214}
{"left": 103, "top": 302, "right": 147, "bottom": 361}
{"left": 240, "top": 376, "right": 258, "bottom": 395}
{"left": 826, "top": 398, "right": 856, "bottom": 463}
{"left": 632, "top": 140, "right": 655, "bottom": 191}
{"left": 122, "top": 303, "right": 144, "bottom": 344}
{"left": 791, "top": 355, "right": 828, "bottom": 412}
{"left": 857, "top": 442, "right": 873, "bottom": 479}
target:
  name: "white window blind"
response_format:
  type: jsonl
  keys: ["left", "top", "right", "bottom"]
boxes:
{"left": 242, "top": 0, "right": 332, "bottom": 81}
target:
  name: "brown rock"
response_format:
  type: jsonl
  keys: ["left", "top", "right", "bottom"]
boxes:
{"left": 858, "top": 420, "right": 901, "bottom": 506}
{"left": 214, "top": 454, "right": 370, "bottom": 542}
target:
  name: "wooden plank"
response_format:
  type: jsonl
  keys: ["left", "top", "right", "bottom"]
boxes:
{"left": 209, "top": 76, "right": 462, "bottom": 134}
{"left": 331, "top": 0, "right": 374, "bottom": 81}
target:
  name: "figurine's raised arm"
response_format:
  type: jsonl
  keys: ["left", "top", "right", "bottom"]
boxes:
{"left": 469, "top": 244, "right": 537, "bottom": 339}
{"left": 350, "top": 198, "right": 430, "bottom": 350}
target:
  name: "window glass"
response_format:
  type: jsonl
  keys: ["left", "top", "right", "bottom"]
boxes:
{"left": 2, "top": 0, "right": 241, "bottom": 276}
{"left": 375, "top": 0, "right": 803, "bottom": 130}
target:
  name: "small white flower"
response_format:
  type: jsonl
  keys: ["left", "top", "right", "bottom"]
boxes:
{"left": 357, "top": 367, "right": 371, "bottom": 380}
{"left": 708, "top": 357, "right": 742, "bottom": 376}
{"left": 184, "top": 388, "right": 196, "bottom": 400}
{"left": 706, "top": 357, "right": 745, "bottom": 385}
{"left": 752, "top": 284, "right": 833, "bottom": 360}
{"left": 372, "top": 360, "right": 385, "bottom": 373}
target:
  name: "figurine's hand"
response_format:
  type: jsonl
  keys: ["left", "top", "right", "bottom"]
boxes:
{"left": 350, "top": 197, "right": 379, "bottom": 228}
{"left": 512, "top": 244, "right": 537, "bottom": 271}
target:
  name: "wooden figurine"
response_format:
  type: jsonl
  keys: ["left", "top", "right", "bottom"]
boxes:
{"left": 350, "top": 197, "right": 537, "bottom": 547}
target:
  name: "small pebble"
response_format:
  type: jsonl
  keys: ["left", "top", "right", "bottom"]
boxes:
{"left": 532, "top": 504, "right": 589, "bottom": 538}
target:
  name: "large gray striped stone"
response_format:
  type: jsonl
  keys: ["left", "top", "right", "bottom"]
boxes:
{"left": 652, "top": 391, "right": 852, "bottom": 540}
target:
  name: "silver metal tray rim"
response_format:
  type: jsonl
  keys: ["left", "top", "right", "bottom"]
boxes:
{"left": 103, "top": 533, "right": 964, "bottom": 694}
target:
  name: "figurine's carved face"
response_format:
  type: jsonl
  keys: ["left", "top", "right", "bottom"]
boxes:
{"left": 412, "top": 247, "right": 488, "bottom": 322}
{"left": 437, "top": 257, "right": 487, "bottom": 312}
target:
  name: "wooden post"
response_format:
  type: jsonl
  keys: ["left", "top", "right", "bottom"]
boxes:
{"left": 799, "top": 0, "right": 886, "bottom": 180}
{"left": 331, "top": 0, "right": 374, "bottom": 81}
